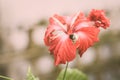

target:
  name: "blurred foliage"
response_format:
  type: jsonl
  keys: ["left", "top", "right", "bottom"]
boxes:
{"left": 57, "top": 68, "right": 88, "bottom": 80}
{"left": 94, "top": 31, "right": 120, "bottom": 48}
{"left": 36, "top": 19, "right": 48, "bottom": 26}
{"left": 26, "top": 68, "right": 39, "bottom": 80}
{"left": 0, "top": 75, "right": 13, "bottom": 80}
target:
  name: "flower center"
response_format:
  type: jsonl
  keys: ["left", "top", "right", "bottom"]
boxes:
{"left": 69, "top": 33, "right": 78, "bottom": 43}
{"left": 69, "top": 34, "right": 76, "bottom": 40}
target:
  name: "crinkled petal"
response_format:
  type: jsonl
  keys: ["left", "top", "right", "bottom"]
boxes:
{"left": 44, "top": 15, "right": 77, "bottom": 65}
{"left": 88, "top": 9, "right": 110, "bottom": 29}
{"left": 53, "top": 14, "right": 66, "bottom": 25}
{"left": 44, "top": 16, "right": 67, "bottom": 46}
{"left": 75, "top": 27, "right": 100, "bottom": 56}
{"left": 71, "top": 12, "right": 86, "bottom": 27}
{"left": 70, "top": 12, "right": 91, "bottom": 31}
{"left": 49, "top": 32, "right": 76, "bottom": 66}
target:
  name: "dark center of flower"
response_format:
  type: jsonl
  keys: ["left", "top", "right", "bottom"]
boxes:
{"left": 69, "top": 33, "right": 78, "bottom": 43}
{"left": 69, "top": 34, "right": 76, "bottom": 40}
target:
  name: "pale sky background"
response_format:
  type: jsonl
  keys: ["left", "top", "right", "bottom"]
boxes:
{"left": 0, "top": 0, "right": 120, "bottom": 29}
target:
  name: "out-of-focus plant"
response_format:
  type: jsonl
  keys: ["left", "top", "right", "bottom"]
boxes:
{"left": 26, "top": 68, "right": 39, "bottom": 80}
{"left": 0, "top": 75, "right": 13, "bottom": 80}
{"left": 0, "top": 68, "right": 38, "bottom": 80}
{"left": 57, "top": 68, "right": 88, "bottom": 80}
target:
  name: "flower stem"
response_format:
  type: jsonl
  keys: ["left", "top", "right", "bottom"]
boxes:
{"left": 0, "top": 75, "right": 13, "bottom": 80}
{"left": 63, "top": 62, "right": 69, "bottom": 80}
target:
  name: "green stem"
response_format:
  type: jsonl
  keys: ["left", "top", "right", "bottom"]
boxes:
{"left": 63, "top": 62, "right": 69, "bottom": 80}
{"left": 0, "top": 75, "right": 13, "bottom": 80}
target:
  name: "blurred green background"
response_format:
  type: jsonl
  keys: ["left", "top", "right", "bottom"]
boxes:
{"left": 0, "top": 0, "right": 120, "bottom": 80}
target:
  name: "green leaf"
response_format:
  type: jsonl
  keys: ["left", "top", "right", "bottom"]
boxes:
{"left": 0, "top": 75, "right": 13, "bottom": 80}
{"left": 57, "top": 68, "right": 88, "bottom": 80}
{"left": 26, "top": 67, "right": 39, "bottom": 80}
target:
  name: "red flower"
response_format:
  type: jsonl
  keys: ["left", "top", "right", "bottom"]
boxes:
{"left": 88, "top": 9, "right": 110, "bottom": 29}
{"left": 44, "top": 9, "right": 110, "bottom": 66}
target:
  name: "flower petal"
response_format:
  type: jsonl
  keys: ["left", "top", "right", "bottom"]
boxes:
{"left": 71, "top": 12, "right": 88, "bottom": 29}
{"left": 44, "top": 16, "right": 67, "bottom": 46}
{"left": 49, "top": 32, "right": 76, "bottom": 66}
{"left": 75, "top": 27, "right": 100, "bottom": 56}
{"left": 88, "top": 9, "right": 110, "bottom": 29}
{"left": 70, "top": 12, "right": 92, "bottom": 31}
{"left": 44, "top": 14, "right": 77, "bottom": 65}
